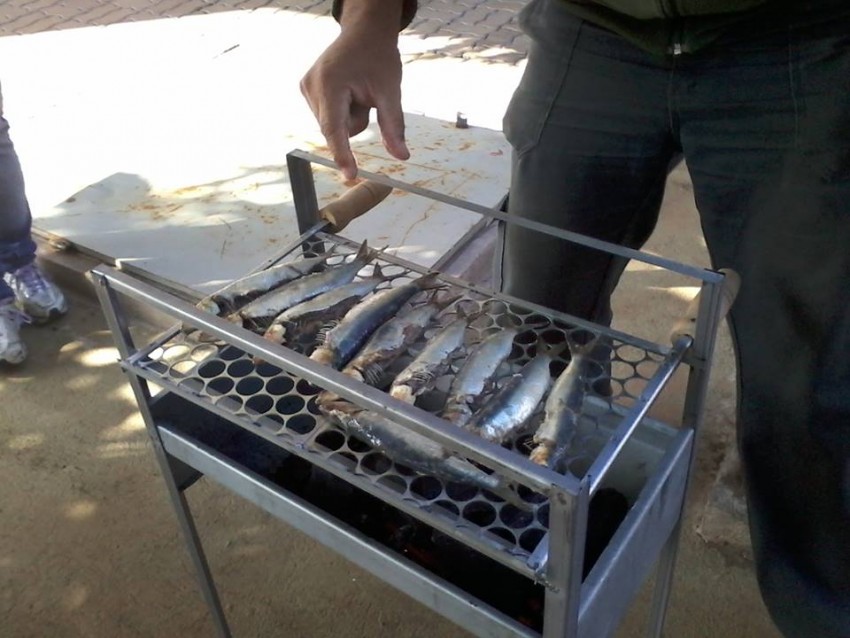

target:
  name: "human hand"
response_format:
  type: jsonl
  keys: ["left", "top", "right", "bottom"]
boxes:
{"left": 300, "top": 7, "right": 409, "bottom": 180}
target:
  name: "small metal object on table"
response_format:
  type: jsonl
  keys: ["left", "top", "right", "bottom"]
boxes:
{"left": 90, "top": 150, "right": 734, "bottom": 638}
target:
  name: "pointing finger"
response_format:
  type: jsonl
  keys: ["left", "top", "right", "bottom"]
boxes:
{"left": 375, "top": 93, "right": 409, "bottom": 161}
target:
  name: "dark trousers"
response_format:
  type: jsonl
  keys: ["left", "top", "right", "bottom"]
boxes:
{"left": 500, "top": 1, "right": 850, "bottom": 636}
{"left": 0, "top": 83, "right": 37, "bottom": 297}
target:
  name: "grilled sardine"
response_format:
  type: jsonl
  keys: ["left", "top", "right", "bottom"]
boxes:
{"left": 464, "top": 340, "right": 565, "bottom": 444}
{"left": 310, "top": 272, "right": 444, "bottom": 369}
{"left": 441, "top": 328, "right": 518, "bottom": 427}
{"left": 231, "top": 240, "right": 377, "bottom": 327}
{"left": 389, "top": 313, "right": 469, "bottom": 404}
{"left": 529, "top": 336, "right": 598, "bottom": 468}
{"left": 323, "top": 401, "right": 528, "bottom": 510}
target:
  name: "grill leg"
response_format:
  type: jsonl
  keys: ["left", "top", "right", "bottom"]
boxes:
{"left": 165, "top": 472, "right": 233, "bottom": 638}
{"left": 91, "top": 273, "right": 234, "bottom": 637}
{"left": 646, "top": 523, "right": 682, "bottom": 637}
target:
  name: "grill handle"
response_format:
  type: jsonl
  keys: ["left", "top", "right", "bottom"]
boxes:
{"left": 669, "top": 268, "right": 740, "bottom": 343}
{"left": 319, "top": 180, "right": 393, "bottom": 232}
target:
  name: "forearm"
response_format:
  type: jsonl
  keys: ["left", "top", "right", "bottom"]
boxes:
{"left": 332, "top": 0, "right": 418, "bottom": 33}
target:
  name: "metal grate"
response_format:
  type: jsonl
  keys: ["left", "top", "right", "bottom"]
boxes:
{"left": 129, "top": 233, "right": 672, "bottom": 579}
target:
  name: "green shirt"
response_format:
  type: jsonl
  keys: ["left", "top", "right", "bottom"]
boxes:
{"left": 333, "top": 1, "right": 850, "bottom": 57}
{"left": 559, "top": 0, "right": 850, "bottom": 56}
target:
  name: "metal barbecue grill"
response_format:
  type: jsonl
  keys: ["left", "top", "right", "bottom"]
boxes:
{"left": 90, "top": 149, "right": 735, "bottom": 638}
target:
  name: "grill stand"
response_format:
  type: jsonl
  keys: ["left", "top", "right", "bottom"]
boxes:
{"left": 90, "top": 150, "right": 729, "bottom": 638}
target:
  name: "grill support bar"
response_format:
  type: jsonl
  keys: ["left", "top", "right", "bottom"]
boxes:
{"left": 90, "top": 272, "right": 233, "bottom": 638}
{"left": 647, "top": 277, "right": 728, "bottom": 636}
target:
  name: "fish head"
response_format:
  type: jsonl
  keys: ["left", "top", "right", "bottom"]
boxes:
{"left": 264, "top": 323, "right": 288, "bottom": 344}
{"left": 196, "top": 298, "right": 221, "bottom": 316}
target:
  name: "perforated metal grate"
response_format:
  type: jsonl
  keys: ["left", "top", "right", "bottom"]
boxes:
{"left": 134, "top": 234, "right": 670, "bottom": 574}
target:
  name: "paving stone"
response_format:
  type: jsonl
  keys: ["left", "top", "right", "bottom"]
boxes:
{"left": 0, "top": 0, "right": 526, "bottom": 58}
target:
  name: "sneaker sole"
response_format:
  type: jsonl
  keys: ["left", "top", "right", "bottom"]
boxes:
{"left": 0, "top": 348, "right": 27, "bottom": 365}
{"left": 26, "top": 302, "right": 69, "bottom": 325}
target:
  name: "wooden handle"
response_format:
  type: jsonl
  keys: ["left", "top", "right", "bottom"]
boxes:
{"left": 319, "top": 181, "right": 393, "bottom": 232}
{"left": 670, "top": 268, "right": 741, "bottom": 343}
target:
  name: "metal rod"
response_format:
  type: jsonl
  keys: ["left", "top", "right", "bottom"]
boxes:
{"left": 90, "top": 273, "right": 233, "bottom": 638}
{"left": 586, "top": 337, "right": 691, "bottom": 496}
{"left": 542, "top": 479, "right": 589, "bottom": 637}
{"left": 288, "top": 149, "right": 722, "bottom": 283}
{"left": 250, "top": 220, "right": 329, "bottom": 271}
{"left": 578, "top": 428, "right": 693, "bottom": 637}
{"left": 646, "top": 278, "right": 726, "bottom": 637}
{"left": 286, "top": 152, "right": 321, "bottom": 236}
{"left": 431, "top": 216, "right": 493, "bottom": 272}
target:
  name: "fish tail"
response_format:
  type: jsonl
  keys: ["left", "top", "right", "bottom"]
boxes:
{"left": 533, "top": 335, "right": 567, "bottom": 360}
{"left": 415, "top": 272, "right": 446, "bottom": 292}
{"left": 376, "top": 264, "right": 409, "bottom": 284}
{"left": 464, "top": 306, "right": 489, "bottom": 324}
{"left": 353, "top": 239, "right": 369, "bottom": 261}
{"left": 435, "top": 291, "right": 464, "bottom": 311}
{"left": 349, "top": 239, "right": 378, "bottom": 267}
{"left": 566, "top": 332, "right": 601, "bottom": 360}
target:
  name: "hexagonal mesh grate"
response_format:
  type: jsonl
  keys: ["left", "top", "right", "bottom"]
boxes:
{"left": 135, "top": 234, "right": 670, "bottom": 571}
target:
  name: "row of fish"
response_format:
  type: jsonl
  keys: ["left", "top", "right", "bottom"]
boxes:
{"left": 191, "top": 243, "right": 601, "bottom": 503}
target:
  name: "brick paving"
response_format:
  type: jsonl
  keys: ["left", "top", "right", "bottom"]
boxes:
{"left": 0, "top": 0, "right": 528, "bottom": 61}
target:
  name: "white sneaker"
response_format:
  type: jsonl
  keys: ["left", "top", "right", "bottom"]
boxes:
{"left": 4, "top": 262, "right": 68, "bottom": 324}
{"left": 0, "top": 298, "right": 28, "bottom": 365}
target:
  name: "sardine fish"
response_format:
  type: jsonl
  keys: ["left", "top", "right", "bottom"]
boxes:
{"left": 389, "top": 313, "right": 470, "bottom": 404}
{"left": 463, "top": 339, "right": 565, "bottom": 445}
{"left": 229, "top": 240, "right": 377, "bottom": 327}
{"left": 315, "top": 291, "right": 458, "bottom": 405}
{"left": 323, "top": 401, "right": 529, "bottom": 510}
{"left": 261, "top": 264, "right": 393, "bottom": 350}
{"left": 195, "top": 247, "right": 336, "bottom": 317}
{"left": 309, "top": 272, "right": 444, "bottom": 369}
{"left": 441, "top": 328, "right": 518, "bottom": 427}
{"left": 528, "top": 336, "right": 599, "bottom": 468}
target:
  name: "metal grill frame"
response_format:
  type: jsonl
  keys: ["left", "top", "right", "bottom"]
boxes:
{"left": 90, "top": 149, "right": 729, "bottom": 638}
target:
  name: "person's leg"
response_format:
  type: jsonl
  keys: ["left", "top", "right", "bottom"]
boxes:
{"left": 678, "top": 23, "right": 850, "bottom": 637}
{"left": 0, "top": 84, "right": 66, "bottom": 366}
{"left": 499, "top": 0, "right": 678, "bottom": 327}
{"left": 0, "top": 84, "right": 37, "bottom": 281}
